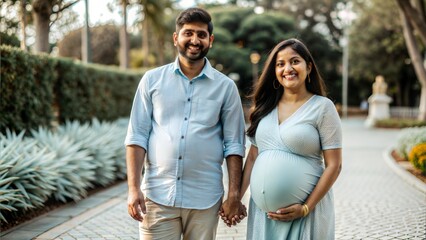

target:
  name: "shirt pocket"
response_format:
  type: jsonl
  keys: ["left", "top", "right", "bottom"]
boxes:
{"left": 192, "top": 99, "right": 221, "bottom": 127}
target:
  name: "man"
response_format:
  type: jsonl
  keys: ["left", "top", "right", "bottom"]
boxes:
{"left": 125, "top": 7, "right": 246, "bottom": 240}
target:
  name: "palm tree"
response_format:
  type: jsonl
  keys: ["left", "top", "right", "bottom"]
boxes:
{"left": 137, "top": 0, "right": 173, "bottom": 67}
{"left": 119, "top": 0, "right": 130, "bottom": 68}
{"left": 19, "top": 0, "right": 28, "bottom": 50}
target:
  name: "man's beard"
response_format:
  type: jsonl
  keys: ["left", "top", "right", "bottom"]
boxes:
{"left": 177, "top": 42, "right": 210, "bottom": 62}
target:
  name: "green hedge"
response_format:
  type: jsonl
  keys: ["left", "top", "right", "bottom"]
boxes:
{"left": 0, "top": 46, "right": 143, "bottom": 133}
{"left": 1, "top": 46, "right": 56, "bottom": 132}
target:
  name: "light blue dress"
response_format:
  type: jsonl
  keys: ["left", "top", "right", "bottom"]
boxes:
{"left": 247, "top": 95, "right": 342, "bottom": 240}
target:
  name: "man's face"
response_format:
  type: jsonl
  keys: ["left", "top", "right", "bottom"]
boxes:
{"left": 173, "top": 22, "right": 214, "bottom": 62}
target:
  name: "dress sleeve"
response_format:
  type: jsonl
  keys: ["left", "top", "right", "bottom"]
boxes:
{"left": 249, "top": 136, "right": 257, "bottom": 147}
{"left": 318, "top": 99, "right": 342, "bottom": 150}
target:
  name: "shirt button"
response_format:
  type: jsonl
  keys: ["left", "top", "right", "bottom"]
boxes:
{"left": 178, "top": 156, "right": 182, "bottom": 160}
{"left": 262, "top": 190, "right": 265, "bottom": 194}
{"left": 187, "top": 98, "right": 190, "bottom": 101}
{"left": 190, "top": 82, "right": 193, "bottom": 84}
{"left": 181, "top": 136, "right": 184, "bottom": 139}
{"left": 177, "top": 177, "right": 181, "bottom": 180}
{"left": 184, "top": 117, "right": 188, "bottom": 121}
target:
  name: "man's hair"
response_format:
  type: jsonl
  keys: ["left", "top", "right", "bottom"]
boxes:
{"left": 175, "top": 7, "right": 213, "bottom": 35}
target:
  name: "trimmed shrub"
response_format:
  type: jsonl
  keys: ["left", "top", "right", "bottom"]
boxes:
{"left": 1, "top": 46, "right": 143, "bottom": 133}
{"left": 0, "top": 46, "right": 56, "bottom": 132}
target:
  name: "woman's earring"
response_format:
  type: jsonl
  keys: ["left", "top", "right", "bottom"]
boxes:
{"left": 273, "top": 79, "right": 280, "bottom": 89}
{"left": 308, "top": 74, "right": 311, "bottom": 83}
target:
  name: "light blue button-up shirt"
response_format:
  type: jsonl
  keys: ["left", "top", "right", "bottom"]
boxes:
{"left": 125, "top": 58, "right": 246, "bottom": 209}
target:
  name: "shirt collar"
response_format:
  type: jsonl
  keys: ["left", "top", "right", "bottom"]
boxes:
{"left": 173, "top": 57, "right": 215, "bottom": 81}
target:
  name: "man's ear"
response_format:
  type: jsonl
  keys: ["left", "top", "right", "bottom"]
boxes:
{"left": 209, "top": 34, "right": 214, "bottom": 48}
{"left": 173, "top": 32, "right": 178, "bottom": 46}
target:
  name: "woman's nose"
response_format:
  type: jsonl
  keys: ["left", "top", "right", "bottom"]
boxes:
{"left": 284, "top": 64, "right": 293, "bottom": 72}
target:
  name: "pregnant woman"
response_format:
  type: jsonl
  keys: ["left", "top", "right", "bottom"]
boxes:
{"left": 241, "top": 38, "right": 342, "bottom": 239}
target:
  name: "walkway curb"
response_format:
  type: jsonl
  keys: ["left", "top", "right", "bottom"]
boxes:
{"left": 382, "top": 146, "right": 426, "bottom": 194}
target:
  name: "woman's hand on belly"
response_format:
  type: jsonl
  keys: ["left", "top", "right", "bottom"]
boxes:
{"left": 266, "top": 203, "right": 305, "bottom": 222}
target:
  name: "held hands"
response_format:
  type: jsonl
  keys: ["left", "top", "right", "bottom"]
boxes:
{"left": 267, "top": 203, "right": 308, "bottom": 222}
{"left": 127, "top": 189, "right": 146, "bottom": 222}
{"left": 218, "top": 198, "right": 247, "bottom": 227}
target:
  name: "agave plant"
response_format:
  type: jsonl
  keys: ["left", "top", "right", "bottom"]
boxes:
{"left": 31, "top": 127, "right": 96, "bottom": 202}
{"left": 59, "top": 119, "right": 119, "bottom": 186}
{"left": 0, "top": 130, "right": 57, "bottom": 223}
{"left": 0, "top": 160, "right": 23, "bottom": 222}
{"left": 109, "top": 119, "right": 128, "bottom": 180}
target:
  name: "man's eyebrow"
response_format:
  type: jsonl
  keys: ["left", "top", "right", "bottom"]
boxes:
{"left": 182, "top": 29, "right": 208, "bottom": 33}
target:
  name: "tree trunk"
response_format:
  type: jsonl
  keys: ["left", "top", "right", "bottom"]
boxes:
{"left": 120, "top": 1, "right": 129, "bottom": 69}
{"left": 20, "top": 0, "right": 27, "bottom": 51}
{"left": 81, "top": 0, "right": 91, "bottom": 63}
{"left": 397, "top": 0, "right": 426, "bottom": 45}
{"left": 157, "top": 34, "right": 165, "bottom": 65}
{"left": 399, "top": 10, "right": 426, "bottom": 120}
{"left": 142, "top": 18, "right": 150, "bottom": 67}
{"left": 32, "top": 0, "right": 52, "bottom": 53}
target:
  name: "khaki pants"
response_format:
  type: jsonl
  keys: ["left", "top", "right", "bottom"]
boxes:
{"left": 139, "top": 198, "right": 222, "bottom": 240}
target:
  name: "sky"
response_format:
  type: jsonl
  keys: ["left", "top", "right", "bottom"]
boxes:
{"left": 71, "top": 0, "right": 198, "bottom": 27}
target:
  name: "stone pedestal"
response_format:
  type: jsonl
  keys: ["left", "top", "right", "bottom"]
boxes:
{"left": 365, "top": 75, "right": 393, "bottom": 127}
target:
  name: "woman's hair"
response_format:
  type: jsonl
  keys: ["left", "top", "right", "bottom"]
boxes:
{"left": 175, "top": 7, "right": 213, "bottom": 35}
{"left": 246, "top": 38, "right": 327, "bottom": 138}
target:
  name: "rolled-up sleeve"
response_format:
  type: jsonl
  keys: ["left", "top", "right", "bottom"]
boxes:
{"left": 221, "top": 82, "right": 246, "bottom": 158}
{"left": 124, "top": 74, "right": 153, "bottom": 150}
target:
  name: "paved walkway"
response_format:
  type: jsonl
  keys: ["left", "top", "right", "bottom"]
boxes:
{"left": 2, "top": 117, "right": 425, "bottom": 240}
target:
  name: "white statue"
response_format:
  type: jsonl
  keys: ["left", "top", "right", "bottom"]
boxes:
{"left": 365, "top": 75, "right": 392, "bottom": 127}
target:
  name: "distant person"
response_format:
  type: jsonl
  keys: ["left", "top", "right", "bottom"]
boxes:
{"left": 360, "top": 99, "right": 368, "bottom": 111}
{"left": 222, "top": 38, "right": 343, "bottom": 239}
{"left": 124, "top": 7, "right": 247, "bottom": 240}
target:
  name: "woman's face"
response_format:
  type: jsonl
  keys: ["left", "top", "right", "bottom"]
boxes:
{"left": 275, "top": 46, "right": 311, "bottom": 92}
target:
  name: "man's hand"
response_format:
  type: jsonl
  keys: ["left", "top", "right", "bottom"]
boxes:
{"left": 219, "top": 198, "right": 247, "bottom": 227}
{"left": 127, "top": 189, "right": 146, "bottom": 222}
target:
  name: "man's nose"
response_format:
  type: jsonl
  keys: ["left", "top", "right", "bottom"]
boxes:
{"left": 190, "top": 35, "right": 200, "bottom": 45}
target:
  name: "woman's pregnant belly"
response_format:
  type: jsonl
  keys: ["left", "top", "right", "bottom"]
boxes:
{"left": 250, "top": 150, "right": 320, "bottom": 212}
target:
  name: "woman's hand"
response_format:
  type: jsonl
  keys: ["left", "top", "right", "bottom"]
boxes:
{"left": 267, "top": 203, "right": 305, "bottom": 222}
{"left": 218, "top": 200, "right": 247, "bottom": 227}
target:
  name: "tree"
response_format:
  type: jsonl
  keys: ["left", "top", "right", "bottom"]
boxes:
{"left": 19, "top": 0, "right": 28, "bottom": 50}
{"left": 119, "top": 0, "right": 130, "bottom": 69}
{"left": 396, "top": 0, "right": 426, "bottom": 120}
{"left": 31, "top": 0, "right": 79, "bottom": 53}
{"left": 264, "top": 0, "right": 347, "bottom": 46}
{"left": 349, "top": 0, "right": 419, "bottom": 107}
{"left": 136, "top": 0, "right": 173, "bottom": 66}
{"left": 58, "top": 25, "right": 120, "bottom": 65}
